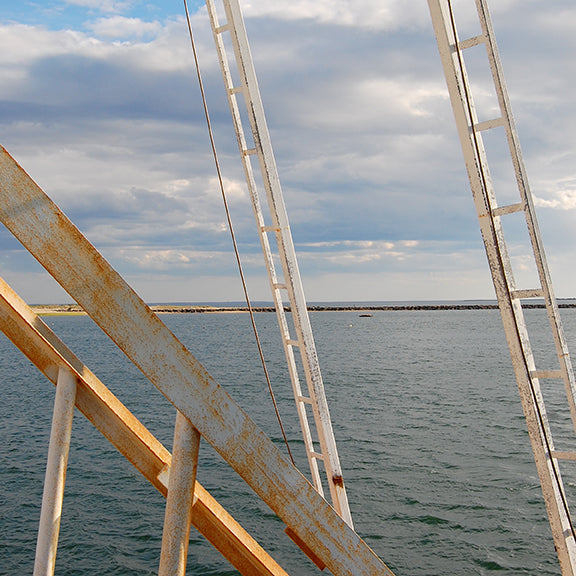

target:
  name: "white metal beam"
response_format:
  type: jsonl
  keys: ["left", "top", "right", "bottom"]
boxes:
{"left": 427, "top": 1, "right": 576, "bottom": 573}
{"left": 159, "top": 412, "right": 201, "bottom": 576}
{"left": 33, "top": 368, "right": 77, "bottom": 576}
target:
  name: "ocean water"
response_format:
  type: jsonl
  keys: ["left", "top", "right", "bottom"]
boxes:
{"left": 1, "top": 307, "right": 576, "bottom": 575}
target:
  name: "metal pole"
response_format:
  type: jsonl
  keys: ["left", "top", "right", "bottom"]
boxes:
{"left": 158, "top": 412, "right": 201, "bottom": 576}
{"left": 0, "top": 144, "right": 393, "bottom": 576}
{"left": 0, "top": 273, "right": 289, "bottom": 576}
{"left": 33, "top": 367, "right": 77, "bottom": 576}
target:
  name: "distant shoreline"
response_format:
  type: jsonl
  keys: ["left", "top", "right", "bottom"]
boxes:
{"left": 30, "top": 302, "right": 576, "bottom": 315}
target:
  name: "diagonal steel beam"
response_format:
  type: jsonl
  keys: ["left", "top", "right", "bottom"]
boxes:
{"left": 0, "top": 274, "right": 289, "bottom": 576}
{"left": 0, "top": 145, "right": 394, "bottom": 576}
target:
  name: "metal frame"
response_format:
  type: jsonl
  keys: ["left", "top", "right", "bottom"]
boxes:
{"left": 158, "top": 412, "right": 201, "bottom": 576}
{"left": 34, "top": 368, "right": 77, "bottom": 576}
{"left": 0, "top": 145, "right": 394, "bottom": 576}
{"left": 428, "top": 1, "right": 576, "bottom": 573}
{"left": 205, "top": 0, "right": 352, "bottom": 526}
{"left": 0, "top": 273, "right": 289, "bottom": 576}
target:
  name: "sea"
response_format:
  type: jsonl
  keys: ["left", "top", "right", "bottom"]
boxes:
{"left": 2, "top": 303, "right": 576, "bottom": 575}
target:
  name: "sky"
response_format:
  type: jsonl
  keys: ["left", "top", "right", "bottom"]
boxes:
{"left": 0, "top": 0, "right": 575, "bottom": 304}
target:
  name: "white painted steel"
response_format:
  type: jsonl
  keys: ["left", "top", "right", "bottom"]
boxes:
{"left": 205, "top": 0, "right": 322, "bottom": 500}
{"left": 0, "top": 145, "right": 394, "bottom": 576}
{"left": 204, "top": 0, "right": 352, "bottom": 528}
{"left": 33, "top": 368, "right": 77, "bottom": 576}
{"left": 428, "top": 1, "right": 576, "bottom": 574}
{"left": 159, "top": 412, "right": 201, "bottom": 576}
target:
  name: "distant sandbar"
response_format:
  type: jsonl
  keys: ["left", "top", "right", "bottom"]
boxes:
{"left": 30, "top": 302, "right": 576, "bottom": 316}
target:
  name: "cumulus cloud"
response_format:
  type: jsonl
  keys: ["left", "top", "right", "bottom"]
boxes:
{"left": 534, "top": 186, "right": 576, "bottom": 211}
{"left": 241, "top": 0, "right": 532, "bottom": 31}
{"left": 241, "top": 0, "right": 444, "bottom": 31}
{"left": 0, "top": 0, "right": 575, "bottom": 302}
{"left": 87, "top": 16, "right": 162, "bottom": 39}
{"left": 0, "top": 25, "right": 101, "bottom": 67}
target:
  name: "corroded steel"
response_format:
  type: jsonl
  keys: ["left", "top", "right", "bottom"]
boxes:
{"left": 159, "top": 413, "right": 201, "bottom": 576}
{"left": 0, "top": 145, "right": 394, "bottom": 576}
{"left": 0, "top": 273, "right": 289, "bottom": 576}
{"left": 33, "top": 367, "right": 77, "bottom": 576}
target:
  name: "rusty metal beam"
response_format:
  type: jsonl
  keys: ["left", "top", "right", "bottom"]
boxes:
{"left": 0, "top": 274, "right": 288, "bottom": 576}
{"left": 0, "top": 145, "right": 394, "bottom": 576}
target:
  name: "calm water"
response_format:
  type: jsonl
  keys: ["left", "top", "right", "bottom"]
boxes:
{"left": 2, "top": 308, "right": 576, "bottom": 575}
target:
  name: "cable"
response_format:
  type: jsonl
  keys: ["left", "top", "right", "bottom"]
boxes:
{"left": 182, "top": 0, "right": 295, "bottom": 465}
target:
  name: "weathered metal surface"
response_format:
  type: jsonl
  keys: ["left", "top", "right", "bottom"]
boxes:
{"left": 428, "top": 1, "right": 576, "bottom": 574}
{"left": 285, "top": 527, "right": 326, "bottom": 571}
{"left": 0, "top": 273, "right": 289, "bottom": 576}
{"left": 33, "top": 367, "right": 77, "bottom": 576}
{"left": 0, "top": 145, "right": 394, "bottom": 576}
{"left": 159, "top": 413, "right": 201, "bottom": 576}
{"left": 207, "top": 0, "right": 352, "bottom": 525}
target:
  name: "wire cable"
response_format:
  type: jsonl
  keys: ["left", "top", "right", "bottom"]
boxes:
{"left": 182, "top": 0, "right": 295, "bottom": 465}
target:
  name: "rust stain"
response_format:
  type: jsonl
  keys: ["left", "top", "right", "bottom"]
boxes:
{"left": 0, "top": 146, "right": 395, "bottom": 575}
{"left": 0, "top": 273, "right": 288, "bottom": 576}
{"left": 332, "top": 474, "right": 344, "bottom": 488}
{"left": 285, "top": 527, "right": 326, "bottom": 571}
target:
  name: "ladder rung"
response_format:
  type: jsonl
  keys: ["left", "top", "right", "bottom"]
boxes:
{"left": 552, "top": 451, "right": 576, "bottom": 461}
{"left": 229, "top": 86, "right": 243, "bottom": 95}
{"left": 215, "top": 23, "right": 231, "bottom": 34}
{"left": 206, "top": 0, "right": 353, "bottom": 525}
{"left": 474, "top": 117, "right": 505, "bottom": 132}
{"left": 531, "top": 370, "right": 563, "bottom": 380}
{"left": 458, "top": 35, "right": 486, "bottom": 50}
{"left": 492, "top": 202, "right": 524, "bottom": 217}
{"left": 298, "top": 395, "right": 313, "bottom": 405}
{"left": 511, "top": 289, "right": 544, "bottom": 300}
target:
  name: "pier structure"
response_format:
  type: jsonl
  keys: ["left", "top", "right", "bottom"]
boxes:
{"left": 0, "top": 0, "right": 377, "bottom": 573}
{"left": 0, "top": 144, "right": 393, "bottom": 576}
{"left": 1, "top": 1, "right": 576, "bottom": 575}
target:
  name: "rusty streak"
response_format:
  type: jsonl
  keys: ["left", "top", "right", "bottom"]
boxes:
{"left": 0, "top": 274, "right": 288, "bottom": 576}
{"left": 0, "top": 145, "right": 394, "bottom": 576}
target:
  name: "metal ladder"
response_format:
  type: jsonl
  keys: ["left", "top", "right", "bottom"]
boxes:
{"left": 204, "top": 0, "right": 352, "bottom": 527}
{"left": 428, "top": 0, "right": 576, "bottom": 573}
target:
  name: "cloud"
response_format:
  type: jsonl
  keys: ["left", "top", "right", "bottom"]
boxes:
{"left": 0, "top": 1, "right": 575, "bottom": 303}
{"left": 0, "top": 24, "right": 100, "bottom": 68}
{"left": 118, "top": 247, "right": 234, "bottom": 271}
{"left": 242, "top": 0, "right": 430, "bottom": 31}
{"left": 531, "top": 6, "right": 576, "bottom": 34}
{"left": 63, "top": 0, "right": 134, "bottom": 13}
{"left": 87, "top": 16, "right": 162, "bottom": 39}
{"left": 534, "top": 184, "right": 576, "bottom": 211}
{"left": 241, "top": 0, "right": 541, "bottom": 32}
